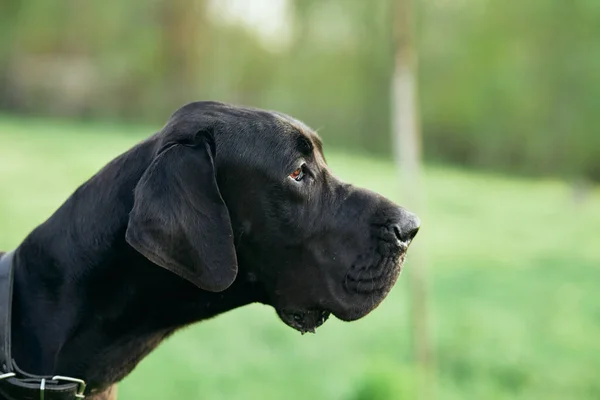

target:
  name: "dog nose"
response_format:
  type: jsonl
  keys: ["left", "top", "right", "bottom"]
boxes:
{"left": 392, "top": 211, "right": 420, "bottom": 243}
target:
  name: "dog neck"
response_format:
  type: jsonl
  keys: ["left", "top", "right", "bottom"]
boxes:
{"left": 9, "top": 141, "right": 266, "bottom": 393}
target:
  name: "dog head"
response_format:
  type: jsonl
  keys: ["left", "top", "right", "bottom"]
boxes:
{"left": 126, "top": 101, "right": 420, "bottom": 333}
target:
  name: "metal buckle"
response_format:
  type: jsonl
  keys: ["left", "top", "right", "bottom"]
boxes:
{"left": 52, "top": 375, "right": 87, "bottom": 399}
{"left": 0, "top": 372, "right": 15, "bottom": 380}
{"left": 40, "top": 378, "right": 46, "bottom": 400}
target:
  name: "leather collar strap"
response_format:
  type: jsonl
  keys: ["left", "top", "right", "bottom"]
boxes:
{"left": 0, "top": 251, "right": 86, "bottom": 400}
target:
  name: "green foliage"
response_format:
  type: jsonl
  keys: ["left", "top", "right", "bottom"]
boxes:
{"left": 1, "top": 117, "right": 599, "bottom": 399}
{"left": 2, "top": 1, "right": 598, "bottom": 180}
{"left": 348, "top": 363, "right": 416, "bottom": 400}
{"left": 419, "top": 0, "right": 600, "bottom": 181}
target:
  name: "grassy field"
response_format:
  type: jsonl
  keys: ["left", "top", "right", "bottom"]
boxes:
{"left": 1, "top": 116, "right": 599, "bottom": 400}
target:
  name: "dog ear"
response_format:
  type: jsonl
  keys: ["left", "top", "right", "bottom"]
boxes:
{"left": 125, "top": 131, "right": 237, "bottom": 292}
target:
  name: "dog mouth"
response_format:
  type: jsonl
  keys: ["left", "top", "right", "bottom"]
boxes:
{"left": 276, "top": 308, "right": 331, "bottom": 334}
{"left": 328, "top": 245, "right": 407, "bottom": 322}
{"left": 344, "top": 243, "right": 406, "bottom": 295}
{"left": 273, "top": 241, "right": 410, "bottom": 333}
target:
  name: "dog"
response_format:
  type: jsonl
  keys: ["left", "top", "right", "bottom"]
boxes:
{"left": 0, "top": 101, "right": 420, "bottom": 399}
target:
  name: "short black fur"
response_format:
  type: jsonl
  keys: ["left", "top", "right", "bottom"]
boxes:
{"left": 6, "top": 101, "right": 420, "bottom": 394}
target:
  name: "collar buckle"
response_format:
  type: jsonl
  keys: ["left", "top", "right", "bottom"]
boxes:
{"left": 52, "top": 376, "right": 87, "bottom": 398}
{"left": 40, "top": 378, "right": 46, "bottom": 400}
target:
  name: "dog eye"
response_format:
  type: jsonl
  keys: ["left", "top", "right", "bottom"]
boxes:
{"left": 289, "top": 165, "right": 305, "bottom": 182}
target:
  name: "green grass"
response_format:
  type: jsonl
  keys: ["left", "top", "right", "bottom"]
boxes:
{"left": 1, "top": 116, "right": 599, "bottom": 400}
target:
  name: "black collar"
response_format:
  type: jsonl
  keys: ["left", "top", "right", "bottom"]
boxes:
{"left": 0, "top": 251, "right": 87, "bottom": 400}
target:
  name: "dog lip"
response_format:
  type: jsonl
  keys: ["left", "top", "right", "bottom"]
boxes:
{"left": 343, "top": 252, "right": 405, "bottom": 296}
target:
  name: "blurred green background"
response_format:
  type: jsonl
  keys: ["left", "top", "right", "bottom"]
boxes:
{"left": 1, "top": 0, "right": 599, "bottom": 399}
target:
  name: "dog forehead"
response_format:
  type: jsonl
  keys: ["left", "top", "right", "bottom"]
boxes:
{"left": 271, "top": 112, "right": 315, "bottom": 140}
{"left": 164, "top": 101, "right": 326, "bottom": 167}
{"left": 270, "top": 112, "right": 326, "bottom": 163}
{"left": 271, "top": 112, "right": 308, "bottom": 131}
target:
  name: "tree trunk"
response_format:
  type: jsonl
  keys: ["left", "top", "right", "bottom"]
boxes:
{"left": 391, "top": 0, "right": 434, "bottom": 398}
{"left": 158, "top": 0, "right": 206, "bottom": 108}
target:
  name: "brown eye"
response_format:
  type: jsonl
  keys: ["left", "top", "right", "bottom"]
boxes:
{"left": 290, "top": 166, "right": 305, "bottom": 182}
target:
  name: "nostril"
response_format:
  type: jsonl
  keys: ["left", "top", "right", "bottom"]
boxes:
{"left": 403, "top": 225, "right": 420, "bottom": 242}
{"left": 393, "top": 225, "right": 403, "bottom": 242}
{"left": 392, "top": 214, "right": 421, "bottom": 243}
{"left": 393, "top": 224, "right": 419, "bottom": 243}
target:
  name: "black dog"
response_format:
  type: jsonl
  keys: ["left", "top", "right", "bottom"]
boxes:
{"left": 0, "top": 101, "right": 419, "bottom": 399}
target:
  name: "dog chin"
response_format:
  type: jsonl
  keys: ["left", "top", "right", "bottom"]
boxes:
{"left": 276, "top": 308, "right": 331, "bottom": 334}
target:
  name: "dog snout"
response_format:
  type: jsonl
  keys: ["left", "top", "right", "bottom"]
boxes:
{"left": 391, "top": 210, "right": 420, "bottom": 243}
